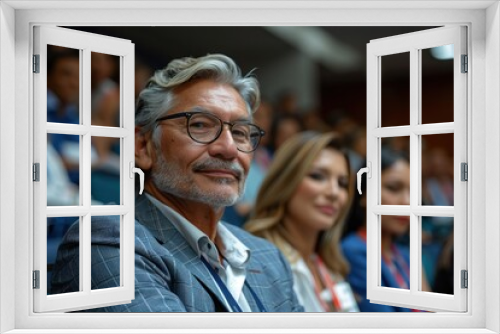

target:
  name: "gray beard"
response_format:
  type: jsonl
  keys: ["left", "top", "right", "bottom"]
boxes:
{"left": 151, "top": 148, "right": 246, "bottom": 209}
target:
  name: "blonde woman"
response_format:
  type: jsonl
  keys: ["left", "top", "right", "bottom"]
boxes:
{"left": 246, "top": 131, "right": 359, "bottom": 312}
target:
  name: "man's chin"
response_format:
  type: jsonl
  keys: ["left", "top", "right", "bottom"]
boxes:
{"left": 199, "top": 189, "right": 241, "bottom": 208}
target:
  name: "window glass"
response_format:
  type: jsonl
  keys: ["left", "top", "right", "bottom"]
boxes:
{"left": 421, "top": 45, "right": 454, "bottom": 124}
{"left": 91, "top": 215, "right": 121, "bottom": 290}
{"left": 91, "top": 137, "right": 121, "bottom": 205}
{"left": 381, "top": 52, "right": 410, "bottom": 127}
{"left": 380, "top": 214, "right": 411, "bottom": 291}
{"left": 91, "top": 52, "right": 121, "bottom": 127}
{"left": 47, "top": 135, "right": 80, "bottom": 206}
{"left": 47, "top": 45, "right": 80, "bottom": 125}
{"left": 421, "top": 133, "right": 454, "bottom": 206}
{"left": 422, "top": 216, "right": 454, "bottom": 294}
{"left": 380, "top": 136, "right": 410, "bottom": 206}
{"left": 47, "top": 216, "right": 80, "bottom": 295}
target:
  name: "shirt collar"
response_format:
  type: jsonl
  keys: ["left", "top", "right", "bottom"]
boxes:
{"left": 145, "top": 194, "right": 250, "bottom": 268}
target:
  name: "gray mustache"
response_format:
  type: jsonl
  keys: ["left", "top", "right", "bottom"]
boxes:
{"left": 192, "top": 159, "right": 244, "bottom": 178}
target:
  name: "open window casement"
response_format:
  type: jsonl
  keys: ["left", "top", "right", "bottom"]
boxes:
{"left": 364, "top": 26, "right": 467, "bottom": 312}
{"left": 33, "top": 26, "right": 136, "bottom": 312}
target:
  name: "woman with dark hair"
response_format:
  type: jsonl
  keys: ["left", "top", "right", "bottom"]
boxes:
{"left": 246, "top": 131, "right": 359, "bottom": 312}
{"left": 341, "top": 146, "right": 430, "bottom": 312}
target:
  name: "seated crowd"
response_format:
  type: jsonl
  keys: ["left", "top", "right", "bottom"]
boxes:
{"left": 49, "top": 53, "right": 455, "bottom": 312}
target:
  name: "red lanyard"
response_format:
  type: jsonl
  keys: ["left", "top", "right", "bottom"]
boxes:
{"left": 312, "top": 255, "right": 343, "bottom": 311}
{"left": 383, "top": 246, "right": 409, "bottom": 290}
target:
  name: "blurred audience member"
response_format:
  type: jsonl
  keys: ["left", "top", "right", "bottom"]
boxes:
{"left": 385, "top": 136, "right": 410, "bottom": 154}
{"left": 268, "top": 114, "right": 304, "bottom": 155}
{"left": 246, "top": 132, "right": 359, "bottom": 312}
{"left": 135, "top": 58, "right": 154, "bottom": 100}
{"left": 275, "top": 90, "right": 300, "bottom": 116}
{"left": 420, "top": 146, "right": 455, "bottom": 287}
{"left": 91, "top": 52, "right": 121, "bottom": 162}
{"left": 331, "top": 114, "right": 358, "bottom": 143}
{"left": 47, "top": 142, "right": 80, "bottom": 207}
{"left": 223, "top": 100, "right": 274, "bottom": 227}
{"left": 432, "top": 232, "right": 454, "bottom": 295}
{"left": 422, "top": 147, "right": 454, "bottom": 238}
{"left": 343, "top": 127, "right": 367, "bottom": 174}
{"left": 303, "top": 109, "right": 331, "bottom": 133}
{"left": 47, "top": 49, "right": 81, "bottom": 184}
{"left": 342, "top": 147, "right": 430, "bottom": 312}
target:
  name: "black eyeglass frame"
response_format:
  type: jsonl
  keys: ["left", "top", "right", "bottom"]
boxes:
{"left": 156, "top": 111, "right": 266, "bottom": 153}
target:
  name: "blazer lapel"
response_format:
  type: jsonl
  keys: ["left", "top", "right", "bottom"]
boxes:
{"left": 243, "top": 258, "right": 269, "bottom": 312}
{"left": 135, "top": 195, "right": 229, "bottom": 311}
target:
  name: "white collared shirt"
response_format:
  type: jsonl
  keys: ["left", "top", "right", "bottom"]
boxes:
{"left": 146, "top": 194, "right": 252, "bottom": 312}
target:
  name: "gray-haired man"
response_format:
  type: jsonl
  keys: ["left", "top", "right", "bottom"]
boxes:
{"left": 52, "top": 54, "right": 304, "bottom": 312}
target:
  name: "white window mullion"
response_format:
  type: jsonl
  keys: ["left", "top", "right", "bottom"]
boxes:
{"left": 409, "top": 47, "right": 419, "bottom": 294}
{"left": 122, "top": 49, "right": 135, "bottom": 295}
{"left": 366, "top": 42, "right": 380, "bottom": 300}
{"left": 82, "top": 213, "right": 91, "bottom": 293}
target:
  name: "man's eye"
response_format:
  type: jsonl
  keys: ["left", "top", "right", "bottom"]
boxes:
{"left": 232, "top": 126, "right": 250, "bottom": 138}
{"left": 190, "top": 121, "right": 211, "bottom": 130}
{"left": 232, "top": 129, "right": 248, "bottom": 138}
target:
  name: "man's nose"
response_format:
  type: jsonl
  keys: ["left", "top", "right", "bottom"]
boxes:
{"left": 207, "top": 126, "right": 239, "bottom": 159}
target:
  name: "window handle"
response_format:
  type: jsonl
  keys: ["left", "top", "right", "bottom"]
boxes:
{"left": 357, "top": 162, "right": 371, "bottom": 195}
{"left": 130, "top": 162, "right": 144, "bottom": 195}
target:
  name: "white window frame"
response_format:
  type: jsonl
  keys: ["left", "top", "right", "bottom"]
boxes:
{"left": 0, "top": 1, "right": 499, "bottom": 334}
{"left": 366, "top": 26, "right": 467, "bottom": 312}
{"left": 33, "top": 25, "right": 136, "bottom": 312}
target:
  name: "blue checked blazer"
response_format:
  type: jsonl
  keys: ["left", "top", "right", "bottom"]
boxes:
{"left": 51, "top": 195, "right": 304, "bottom": 312}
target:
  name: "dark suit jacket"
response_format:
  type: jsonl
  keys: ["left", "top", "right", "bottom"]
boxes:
{"left": 341, "top": 232, "right": 413, "bottom": 312}
{"left": 51, "top": 195, "right": 304, "bottom": 312}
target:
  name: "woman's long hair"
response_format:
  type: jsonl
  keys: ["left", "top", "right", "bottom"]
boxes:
{"left": 245, "top": 131, "right": 353, "bottom": 277}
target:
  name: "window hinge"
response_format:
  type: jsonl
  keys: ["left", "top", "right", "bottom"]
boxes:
{"left": 461, "top": 162, "right": 468, "bottom": 181}
{"left": 461, "top": 54, "right": 468, "bottom": 73}
{"left": 461, "top": 270, "right": 468, "bottom": 289}
{"left": 33, "top": 270, "right": 40, "bottom": 289}
{"left": 33, "top": 163, "right": 40, "bottom": 182}
{"left": 33, "top": 54, "right": 40, "bottom": 73}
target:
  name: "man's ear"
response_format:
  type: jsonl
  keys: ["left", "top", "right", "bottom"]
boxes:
{"left": 135, "top": 127, "right": 154, "bottom": 171}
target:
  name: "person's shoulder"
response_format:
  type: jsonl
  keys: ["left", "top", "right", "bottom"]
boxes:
{"left": 82, "top": 215, "right": 159, "bottom": 246}
{"left": 341, "top": 232, "right": 367, "bottom": 254}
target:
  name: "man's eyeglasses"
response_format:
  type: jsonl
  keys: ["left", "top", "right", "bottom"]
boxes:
{"left": 156, "top": 111, "right": 265, "bottom": 153}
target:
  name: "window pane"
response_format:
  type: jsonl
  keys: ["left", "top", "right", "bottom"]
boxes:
{"left": 47, "top": 45, "right": 80, "bottom": 125}
{"left": 91, "top": 52, "right": 121, "bottom": 127}
{"left": 47, "top": 216, "right": 80, "bottom": 295}
{"left": 422, "top": 216, "right": 454, "bottom": 295}
{"left": 381, "top": 52, "right": 410, "bottom": 127}
{"left": 380, "top": 137, "right": 410, "bottom": 206}
{"left": 421, "top": 45, "right": 454, "bottom": 124}
{"left": 91, "top": 137, "right": 121, "bottom": 205}
{"left": 91, "top": 215, "right": 121, "bottom": 290}
{"left": 380, "top": 214, "right": 410, "bottom": 290}
{"left": 422, "top": 134, "right": 454, "bottom": 206}
{"left": 47, "top": 134, "right": 80, "bottom": 206}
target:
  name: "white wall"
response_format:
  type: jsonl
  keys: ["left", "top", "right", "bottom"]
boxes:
{"left": 258, "top": 51, "right": 319, "bottom": 112}
{"left": 0, "top": 2, "right": 16, "bottom": 333}
{"left": 485, "top": 2, "right": 500, "bottom": 333}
